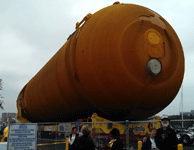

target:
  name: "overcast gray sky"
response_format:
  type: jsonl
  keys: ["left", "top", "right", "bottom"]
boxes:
{"left": 0, "top": 0, "right": 193, "bottom": 119}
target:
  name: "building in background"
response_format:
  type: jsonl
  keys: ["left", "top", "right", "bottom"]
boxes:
{"left": 191, "top": 110, "right": 194, "bottom": 115}
{"left": 181, "top": 110, "right": 194, "bottom": 117}
{"left": 1, "top": 113, "right": 17, "bottom": 123}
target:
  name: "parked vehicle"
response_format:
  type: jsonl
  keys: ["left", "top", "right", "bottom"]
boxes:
{"left": 176, "top": 129, "right": 194, "bottom": 146}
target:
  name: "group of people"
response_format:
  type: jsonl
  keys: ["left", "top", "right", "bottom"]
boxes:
{"left": 68, "top": 125, "right": 123, "bottom": 150}
{"left": 69, "top": 115, "right": 178, "bottom": 150}
{"left": 142, "top": 115, "right": 178, "bottom": 150}
{"left": 68, "top": 125, "right": 95, "bottom": 150}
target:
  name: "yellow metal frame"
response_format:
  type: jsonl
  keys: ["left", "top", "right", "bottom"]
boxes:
{"left": 17, "top": 100, "right": 31, "bottom": 123}
{"left": 76, "top": 13, "right": 92, "bottom": 30}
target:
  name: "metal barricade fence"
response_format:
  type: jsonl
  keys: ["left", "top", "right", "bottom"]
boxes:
{"left": 36, "top": 119, "right": 194, "bottom": 150}
{"left": 90, "top": 120, "right": 161, "bottom": 150}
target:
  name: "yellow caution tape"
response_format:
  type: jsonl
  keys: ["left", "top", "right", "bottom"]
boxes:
{"left": 37, "top": 142, "right": 66, "bottom": 146}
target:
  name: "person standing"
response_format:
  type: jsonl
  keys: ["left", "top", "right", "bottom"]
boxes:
{"left": 155, "top": 115, "right": 178, "bottom": 150}
{"left": 68, "top": 127, "right": 79, "bottom": 150}
{"left": 74, "top": 125, "right": 95, "bottom": 150}
{"left": 1, "top": 125, "right": 8, "bottom": 142}
{"left": 0, "top": 123, "right": 6, "bottom": 134}
{"left": 108, "top": 128, "right": 123, "bottom": 150}
{"left": 141, "top": 127, "right": 159, "bottom": 150}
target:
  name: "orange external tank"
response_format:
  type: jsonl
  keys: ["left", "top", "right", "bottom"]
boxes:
{"left": 17, "top": 2, "right": 184, "bottom": 122}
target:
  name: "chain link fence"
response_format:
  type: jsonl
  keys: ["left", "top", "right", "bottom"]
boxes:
{"left": 36, "top": 119, "right": 194, "bottom": 150}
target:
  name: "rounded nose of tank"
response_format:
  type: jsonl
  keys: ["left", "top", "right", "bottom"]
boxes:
{"left": 119, "top": 11, "right": 184, "bottom": 120}
{"left": 120, "top": 15, "right": 184, "bottom": 84}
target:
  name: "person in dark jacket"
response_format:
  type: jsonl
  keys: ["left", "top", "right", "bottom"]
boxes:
{"left": 68, "top": 127, "right": 79, "bottom": 150}
{"left": 107, "top": 128, "right": 123, "bottom": 150}
{"left": 74, "top": 125, "right": 95, "bottom": 150}
{"left": 141, "top": 127, "right": 159, "bottom": 150}
{"left": 155, "top": 115, "right": 178, "bottom": 150}
{"left": 0, "top": 123, "right": 6, "bottom": 134}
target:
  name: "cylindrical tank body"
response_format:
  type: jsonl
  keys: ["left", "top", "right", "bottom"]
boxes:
{"left": 17, "top": 2, "right": 184, "bottom": 122}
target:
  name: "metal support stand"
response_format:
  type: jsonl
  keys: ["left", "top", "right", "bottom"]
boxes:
{"left": 76, "top": 121, "right": 81, "bottom": 132}
{"left": 125, "top": 120, "right": 130, "bottom": 150}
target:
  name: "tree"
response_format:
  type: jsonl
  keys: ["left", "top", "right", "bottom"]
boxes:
{"left": 0, "top": 79, "right": 4, "bottom": 110}
{"left": 0, "top": 79, "right": 2, "bottom": 90}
